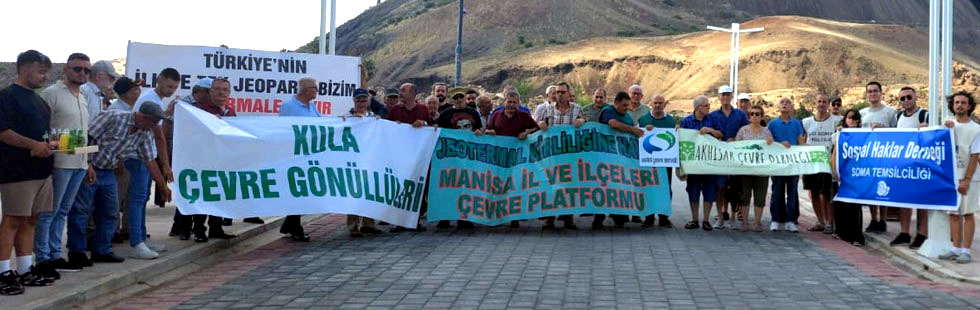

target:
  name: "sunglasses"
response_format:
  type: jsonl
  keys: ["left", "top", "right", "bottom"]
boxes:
{"left": 749, "top": 112, "right": 763, "bottom": 116}
{"left": 900, "top": 95, "right": 914, "bottom": 102}
{"left": 71, "top": 66, "right": 92, "bottom": 74}
{"left": 832, "top": 103, "right": 841, "bottom": 107}
{"left": 554, "top": 90, "right": 567, "bottom": 94}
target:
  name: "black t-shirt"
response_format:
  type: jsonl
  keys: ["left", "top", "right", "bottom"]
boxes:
{"left": 438, "top": 103, "right": 453, "bottom": 113}
{"left": 437, "top": 106, "right": 483, "bottom": 130}
{"left": 0, "top": 84, "right": 53, "bottom": 183}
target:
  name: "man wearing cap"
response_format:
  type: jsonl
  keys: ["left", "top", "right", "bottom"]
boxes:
{"left": 444, "top": 91, "right": 465, "bottom": 113}
{"left": 434, "top": 89, "right": 484, "bottom": 231}
{"left": 637, "top": 94, "right": 676, "bottom": 228}
{"left": 383, "top": 88, "right": 401, "bottom": 111}
{"left": 736, "top": 93, "right": 752, "bottom": 112}
{"left": 708, "top": 85, "right": 748, "bottom": 230}
{"left": 345, "top": 89, "right": 384, "bottom": 237}
{"left": 830, "top": 97, "right": 843, "bottom": 116}
{"left": 182, "top": 78, "right": 238, "bottom": 242}
{"left": 81, "top": 60, "right": 118, "bottom": 121}
{"left": 33, "top": 53, "right": 93, "bottom": 277}
{"left": 0, "top": 50, "right": 56, "bottom": 294}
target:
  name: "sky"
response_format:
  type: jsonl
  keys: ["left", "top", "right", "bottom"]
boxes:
{"left": 1, "top": 0, "right": 377, "bottom": 62}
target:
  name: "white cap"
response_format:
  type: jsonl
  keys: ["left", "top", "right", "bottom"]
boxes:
{"left": 194, "top": 77, "right": 213, "bottom": 89}
{"left": 718, "top": 85, "right": 733, "bottom": 94}
{"left": 737, "top": 93, "right": 750, "bottom": 101}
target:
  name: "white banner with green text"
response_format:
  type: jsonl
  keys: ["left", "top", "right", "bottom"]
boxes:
{"left": 678, "top": 129, "right": 831, "bottom": 176}
{"left": 172, "top": 103, "right": 439, "bottom": 227}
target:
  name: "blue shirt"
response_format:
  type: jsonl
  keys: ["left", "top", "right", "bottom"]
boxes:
{"left": 492, "top": 105, "right": 530, "bottom": 114}
{"left": 279, "top": 96, "right": 321, "bottom": 117}
{"left": 598, "top": 105, "right": 634, "bottom": 126}
{"left": 709, "top": 108, "right": 749, "bottom": 141}
{"left": 680, "top": 113, "right": 722, "bottom": 132}
{"left": 767, "top": 117, "right": 805, "bottom": 145}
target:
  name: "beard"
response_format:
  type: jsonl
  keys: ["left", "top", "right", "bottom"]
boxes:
{"left": 437, "top": 95, "right": 446, "bottom": 103}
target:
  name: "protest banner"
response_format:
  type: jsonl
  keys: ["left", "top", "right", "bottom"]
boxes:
{"left": 639, "top": 128, "right": 679, "bottom": 167}
{"left": 426, "top": 124, "right": 672, "bottom": 226}
{"left": 677, "top": 129, "right": 830, "bottom": 175}
{"left": 125, "top": 42, "right": 360, "bottom": 116}
{"left": 834, "top": 128, "right": 958, "bottom": 210}
{"left": 171, "top": 103, "right": 438, "bottom": 227}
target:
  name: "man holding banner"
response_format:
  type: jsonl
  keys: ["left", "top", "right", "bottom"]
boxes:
{"left": 637, "top": 94, "right": 675, "bottom": 228}
{"left": 482, "top": 91, "right": 539, "bottom": 228}
{"left": 939, "top": 92, "right": 980, "bottom": 264}
{"left": 533, "top": 82, "right": 584, "bottom": 230}
{"left": 680, "top": 95, "right": 723, "bottom": 231}
{"left": 275, "top": 77, "right": 320, "bottom": 242}
{"left": 592, "top": 92, "right": 645, "bottom": 229}
{"left": 892, "top": 87, "right": 930, "bottom": 249}
{"left": 767, "top": 98, "right": 806, "bottom": 232}
{"left": 859, "top": 81, "right": 897, "bottom": 233}
{"left": 801, "top": 94, "right": 841, "bottom": 234}
{"left": 708, "top": 85, "right": 748, "bottom": 230}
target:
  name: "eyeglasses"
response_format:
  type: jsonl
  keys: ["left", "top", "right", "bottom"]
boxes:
{"left": 749, "top": 112, "right": 763, "bottom": 116}
{"left": 71, "top": 66, "right": 92, "bottom": 74}
{"left": 832, "top": 103, "right": 842, "bottom": 107}
{"left": 554, "top": 90, "right": 567, "bottom": 94}
{"left": 900, "top": 95, "right": 914, "bottom": 102}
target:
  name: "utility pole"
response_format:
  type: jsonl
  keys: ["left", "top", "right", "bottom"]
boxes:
{"left": 454, "top": 0, "right": 464, "bottom": 87}
{"left": 706, "top": 23, "right": 764, "bottom": 97}
{"left": 319, "top": 0, "right": 337, "bottom": 55}
{"left": 319, "top": 0, "right": 326, "bottom": 55}
{"left": 329, "top": 0, "right": 337, "bottom": 55}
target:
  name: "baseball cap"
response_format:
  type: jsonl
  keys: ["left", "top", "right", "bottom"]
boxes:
{"left": 451, "top": 91, "right": 465, "bottom": 99}
{"left": 92, "top": 60, "right": 119, "bottom": 79}
{"left": 352, "top": 88, "right": 370, "bottom": 98}
{"left": 737, "top": 93, "right": 750, "bottom": 101}
{"left": 385, "top": 88, "right": 400, "bottom": 97}
{"left": 113, "top": 77, "right": 141, "bottom": 95}
{"left": 718, "top": 85, "right": 733, "bottom": 94}
{"left": 194, "top": 77, "right": 213, "bottom": 89}
{"left": 138, "top": 102, "right": 169, "bottom": 121}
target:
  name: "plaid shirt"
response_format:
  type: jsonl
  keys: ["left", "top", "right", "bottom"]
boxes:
{"left": 532, "top": 102, "right": 583, "bottom": 125}
{"left": 88, "top": 110, "right": 154, "bottom": 170}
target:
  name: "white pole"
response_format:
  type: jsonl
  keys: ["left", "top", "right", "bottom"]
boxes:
{"left": 729, "top": 23, "right": 737, "bottom": 88}
{"left": 733, "top": 24, "right": 741, "bottom": 97}
{"left": 942, "top": 0, "right": 953, "bottom": 102}
{"left": 319, "top": 0, "right": 326, "bottom": 55}
{"left": 919, "top": 0, "right": 952, "bottom": 258}
{"left": 329, "top": 0, "right": 337, "bottom": 55}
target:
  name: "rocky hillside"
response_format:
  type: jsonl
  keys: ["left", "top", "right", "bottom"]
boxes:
{"left": 311, "top": 0, "right": 980, "bottom": 90}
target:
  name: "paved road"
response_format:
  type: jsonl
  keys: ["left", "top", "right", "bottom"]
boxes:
{"left": 116, "top": 180, "right": 980, "bottom": 310}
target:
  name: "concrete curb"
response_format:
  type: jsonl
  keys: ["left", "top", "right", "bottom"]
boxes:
{"left": 24, "top": 214, "right": 326, "bottom": 310}
{"left": 862, "top": 229, "right": 980, "bottom": 286}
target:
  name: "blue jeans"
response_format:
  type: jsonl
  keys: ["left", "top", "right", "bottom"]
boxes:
{"left": 34, "top": 168, "right": 86, "bottom": 262}
{"left": 124, "top": 158, "right": 150, "bottom": 247}
{"left": 67, "top": 169, "right": 118, "bottom": 255}
{"left": 769, "top": 176, "right": 800, "bottom": 224}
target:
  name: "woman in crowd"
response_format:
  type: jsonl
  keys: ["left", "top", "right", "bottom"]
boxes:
{"left": 830, "top": 109, "right": 865, "bottom": 246}
{"left": 734, "top": 105, "right": 773, "bottom": 232}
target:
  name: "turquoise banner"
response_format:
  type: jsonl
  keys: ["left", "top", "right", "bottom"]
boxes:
{"left": 427, "top": 123, "right": 671, "bottom": 226}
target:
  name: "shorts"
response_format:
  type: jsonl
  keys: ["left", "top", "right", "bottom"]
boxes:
{"left": 716, "top": 175, "right": 728, "bottom": 188}
{"left": 802, "top": 173, "right": 833, "bottom": 195}
{"left": 740, "top": 176, "right": 769, "bottom": 208}
{"left": 686, "top": 174, "right": 717, "bottom": 203}
{"left": 0, "top": 177, "right": 54, "bottom": 217}
{"left": 955, "top": 181, "right": 980, "bottom": 215}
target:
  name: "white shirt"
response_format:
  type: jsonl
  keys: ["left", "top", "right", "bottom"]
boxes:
{"left": 860, "top": 104, "right": 897, "bottom": 128}
{"left": 80, "top": 82, "right": 104, "bottom": 123}
{"left": 40, "top": 81, "right": 89, "bottom": 169}
{"left": 802, "top": 114, "right": 841, "bottom": 150}
{"left": 135, "top": 90, "right": 165, "bottom": 158}
{"left": 949, "top": 118, "right": 980, "bottom": 180}
{"left": 896, "top": 108, "right": 928, "bottom": 129}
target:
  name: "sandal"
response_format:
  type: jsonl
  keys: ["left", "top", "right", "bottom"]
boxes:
{"left": 753, "top": 224, "right": 763, "bottom": 232}
{"left": 684, "top": 221, "right": 699, "bottom": 229}
{"left": 808, "top": 224, "right": 825, "bottom": 232}
{"left": 702, "top": 221, "right": 713, "bottom": 231}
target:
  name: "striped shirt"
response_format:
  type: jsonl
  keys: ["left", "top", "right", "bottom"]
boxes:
{"left": 88, "top": 110, "right": 154, "bottom": 170}
{"left": 532, "top": 102, "right": 583, "bottom": 126}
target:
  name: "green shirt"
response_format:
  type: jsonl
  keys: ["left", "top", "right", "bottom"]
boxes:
{"left": 599, "top": 105, "right": 635, "bottom": 126}
{"left": 637, "top": 112, "right": 676, "bottom": 129}
{"left": 628, "top": 104, "right": 651, "bottom": 124}
{"left": 581, "top": 103, "right": 608, "bottom": 123}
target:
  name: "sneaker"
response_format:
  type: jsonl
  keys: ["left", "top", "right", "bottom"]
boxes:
{"left": 864, "top": 220, "right": 877, "bottom": 233}
{"left": 877, "top": 220, "right": 888, "bottom": 233}
{"left": 938, "top": 250, "right": 959, "bottom": 260}
{"left": 727, "top": 221, "right": 737, "bottom": 230}
{"left": 18, "top": 267, "right": 54, "bottom": 287}
{"left": 785, "top": 222, "right": 799, "bottom": 233}
{"left": 90, "top": 252, "right": 125, "bottom": 263}
{"left": 130, "top": 242, "right": 159, "bottom": 259}
{"left": 436, "top": 220, "right": 450, "bottom": 230}
{"left": 145, "top": 240, "right": 167, "bottom": 252}
{"left": 956, "top": 253, "right": 972, "bottom": 264}
{"left": 713, "top": 219, "right": 725, "bottom": 230}
{"left": 36, "top": 261, "right": 59, "bottom": 281}
{"left": 910, "top": 234, "right": 927, "bottom": 250}
{"left": 770, "top": 222, "right": 781, "bottom": 232}
{"left": 823, "top": 225, "right": 834, "bottom": 235}
{"left": 0, "top": 270, "right": 24, "bottom": 296}
{"left": 889, "top": 233, "right": 911, "bottom": 246}
{"left": 50, "top": 258, "right": 82, "bottom": 273}
{"left": 658, "top": 217, "right": 673, "bottom": 228}
{"left": 68, "top": 251, "right": 93, "bottom": 267}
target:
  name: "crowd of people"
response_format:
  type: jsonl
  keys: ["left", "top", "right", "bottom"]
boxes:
{"left": 0, "top": 49, "right": 977, "bottom": 298}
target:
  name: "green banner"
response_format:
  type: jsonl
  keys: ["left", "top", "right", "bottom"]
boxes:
{"left": 678, "top": 129, "right": 830, "bottom": 175}
{"left": 426, "top": 124, "right": 672, "bottom": 226}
